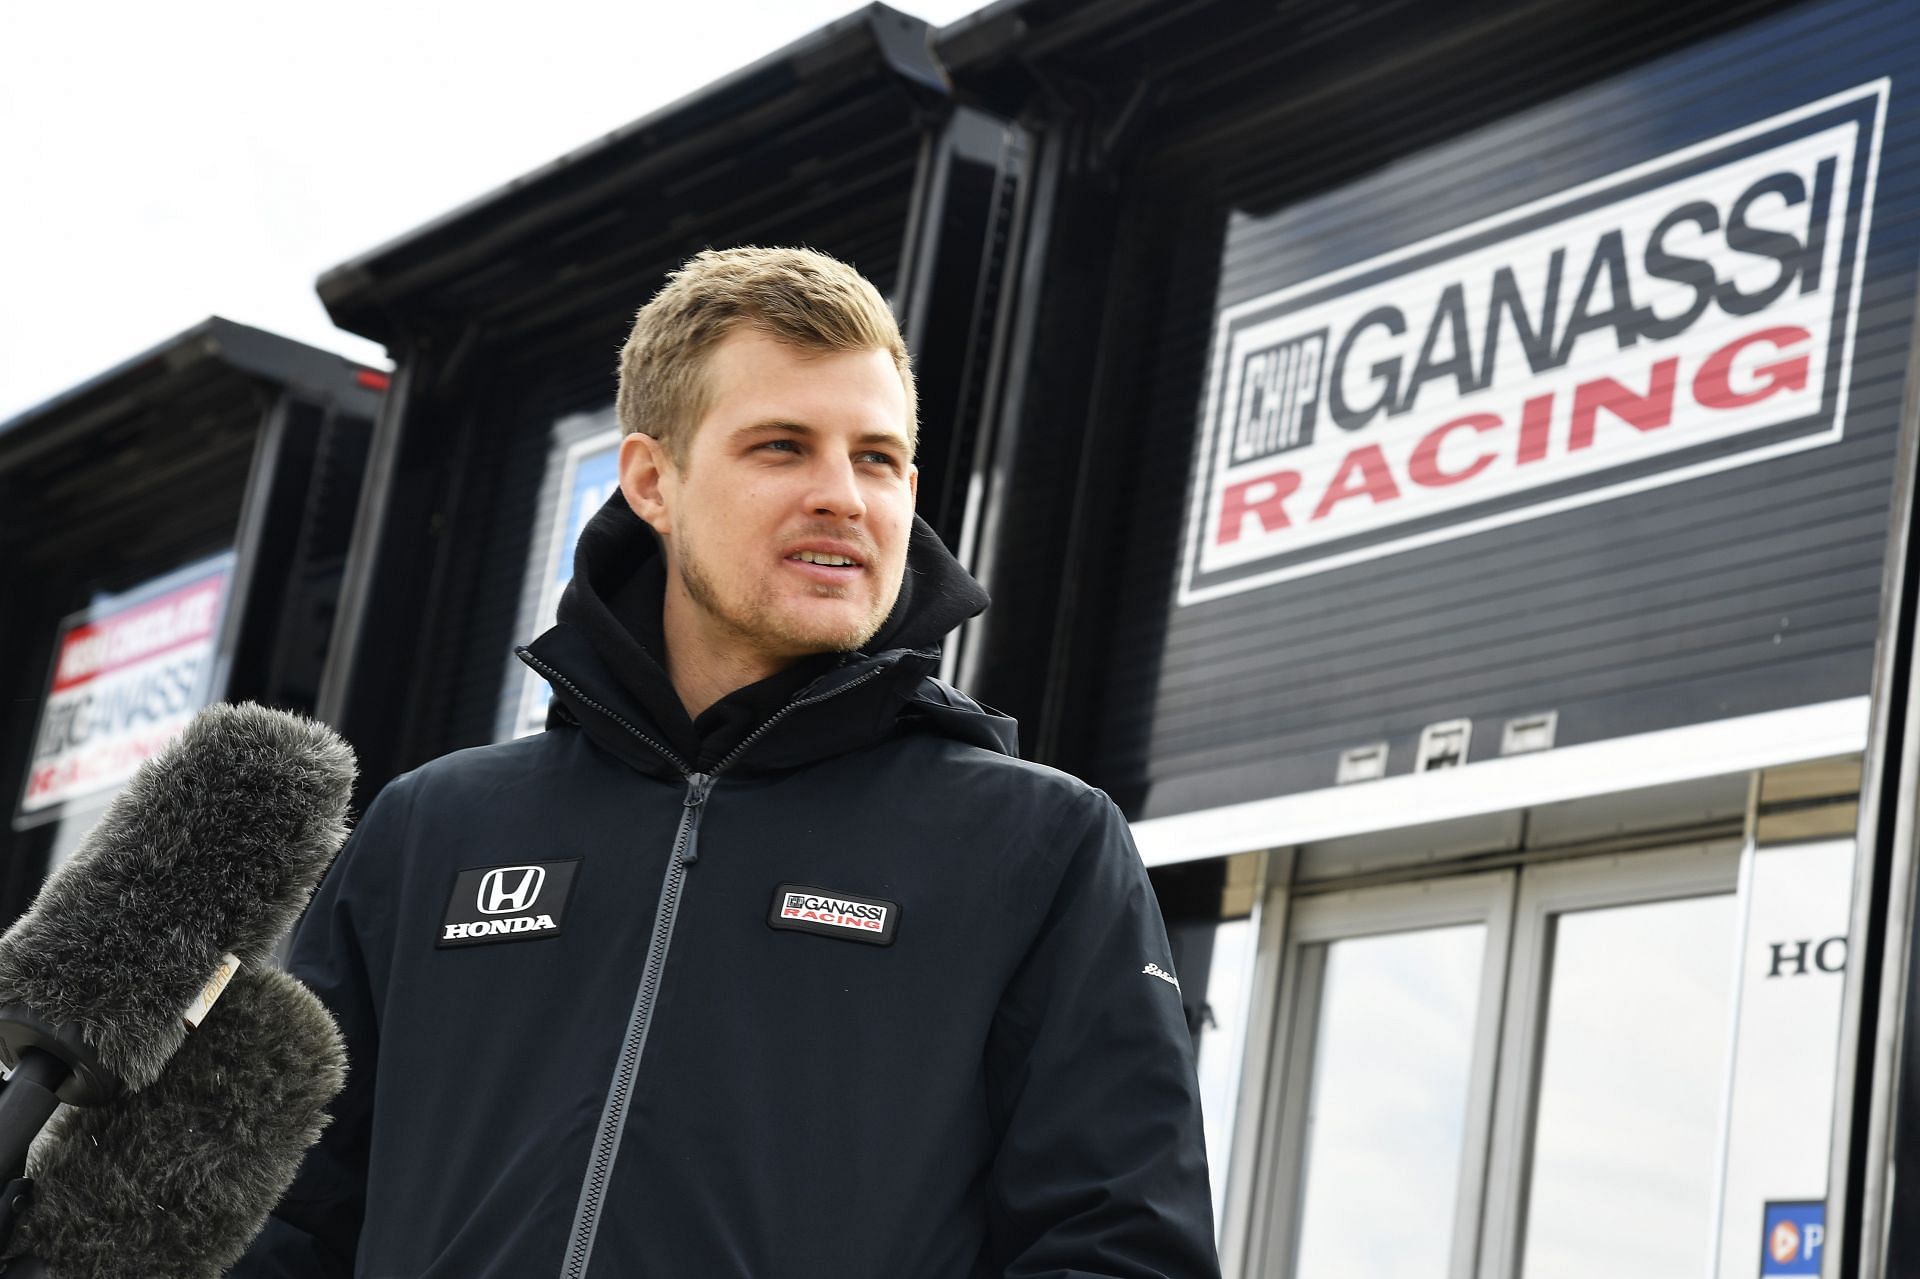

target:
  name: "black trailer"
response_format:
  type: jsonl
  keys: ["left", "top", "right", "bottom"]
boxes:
{"left": 311, "top": 3, "right": 1026, "bottom": 804}
{"left": 933, "top": 0, "right": 1920, "bottom": 1274}
{"left": 292, "top": 0, "right": 1920, "bottom": 1269}
{"left": 0, "top": 318, "right": 383, "bottom": 919}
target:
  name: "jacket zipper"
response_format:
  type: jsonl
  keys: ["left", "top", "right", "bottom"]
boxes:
{"left": 529, "top": 649, "right": 893, "bottom": 1279}
{"left": 515, "top": 649, "right": 688, "bottom": 774}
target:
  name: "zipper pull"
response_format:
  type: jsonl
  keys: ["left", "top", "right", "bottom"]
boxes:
{"left": 677, "top": 773, "right": 713, "bottom": 865}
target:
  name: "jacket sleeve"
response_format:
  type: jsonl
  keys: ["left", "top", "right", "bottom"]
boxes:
{"left": 227, "top": 775, "right": 411, "bottom": 1278}
{"left": 983, "top": 788, "right": 1221, "bottom": 1279}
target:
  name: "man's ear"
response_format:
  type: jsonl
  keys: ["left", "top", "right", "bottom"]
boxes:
{"left": 620, "top": 432, "right": 675, "bottom": 537}
{"left": 906, "top": 463, "right": 919, "bottom": 507}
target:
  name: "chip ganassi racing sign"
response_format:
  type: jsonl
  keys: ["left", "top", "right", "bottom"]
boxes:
{"left": 1179, "top": 82, "right": 1887, "bottom": 604}
{"left": 16, "top": 555, "right": 233, "bottom": 826}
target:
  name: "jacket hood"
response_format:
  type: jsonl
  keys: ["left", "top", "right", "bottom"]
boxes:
{"left": 518, "top": 492, "right": 1014, "bottom": 777}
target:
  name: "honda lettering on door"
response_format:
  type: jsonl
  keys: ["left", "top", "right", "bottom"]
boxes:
{"left": 1179, "top": 81, "right": 1886, "bottom": 604}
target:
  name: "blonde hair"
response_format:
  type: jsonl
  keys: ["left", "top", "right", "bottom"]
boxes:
{"left": 616, "top": 246, "right": 917, "bottom": 463}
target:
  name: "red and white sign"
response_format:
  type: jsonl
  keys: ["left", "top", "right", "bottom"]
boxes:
{"left": 1180, "top": 82, "right": 1887, "bottom": 604}
{"left": 17, "top": 557, "right": 232, "bottom": 823}
{"left": 780, "top": 893, "right": 888, "bottom": 933}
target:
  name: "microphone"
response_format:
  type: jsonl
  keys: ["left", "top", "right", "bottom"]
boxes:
{"left": 0, "top": 702, "right": 356, "bottom": 1274}
{"left": 0, "top": 702, "right": 354, "bottom": 1099}
{"left": 2, "top": 964, "right": 346, "bottom": 1279}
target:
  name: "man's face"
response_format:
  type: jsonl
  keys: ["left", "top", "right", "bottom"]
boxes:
{"left": 625, "top": 327, "right": 918, "bottom": 665}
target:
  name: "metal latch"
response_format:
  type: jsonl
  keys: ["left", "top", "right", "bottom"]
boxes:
{"left": 1500, "top": 711, "right": 1558, "bottom": 756}
{"left": 1336, "top": 743, "right": 1389, "bottom": 784}
{"left": 1415, "top": 719, "right": 1472, "bottom": 771}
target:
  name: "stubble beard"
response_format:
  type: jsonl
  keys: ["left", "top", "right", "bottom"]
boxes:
{"left": 674, "top": 531, "right": 896, "bottom": 658}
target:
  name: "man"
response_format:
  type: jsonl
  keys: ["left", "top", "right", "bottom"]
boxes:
{"left": 236, "top": 247, "right": 1219, "bottom": 1278}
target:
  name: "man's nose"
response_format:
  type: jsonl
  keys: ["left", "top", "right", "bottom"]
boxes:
{"left": 807, "top": 454, "right": 866, "bottom": 520}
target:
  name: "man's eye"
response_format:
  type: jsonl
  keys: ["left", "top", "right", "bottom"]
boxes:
{"left": 858, "top": 452, "right": 898, "bottom": 467}
{"left": 758, "top": 439, "right": 801, "bottom": 454}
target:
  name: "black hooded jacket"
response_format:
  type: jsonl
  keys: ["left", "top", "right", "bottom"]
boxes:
{"left": 235, "top": 494, "right": 1220, "bottom": 1279}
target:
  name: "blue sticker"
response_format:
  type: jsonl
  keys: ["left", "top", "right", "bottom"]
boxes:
{"left": 1760, "top": 1201, "right": 1824, "bottom": 1276}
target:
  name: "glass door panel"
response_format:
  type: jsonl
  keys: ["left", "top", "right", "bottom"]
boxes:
{"left": 1473, "top": 843, "right": 1741, "bottom": 1279}
{"left": 1517, "top": 893, "right": 1737, "bottom": 1277}
{"left": 1294, "top": 924, "right": 1486, "bottom": 1279}
{"left": 1259, "top": 872, "right": 1513, "bottom": 1279}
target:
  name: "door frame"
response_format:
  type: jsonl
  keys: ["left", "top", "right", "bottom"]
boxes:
{"left": 1475, "top": 840, "right": 1743, "bottom": 1279}
{"left": 1248, "top": 869, "right": 1519, "bottom": 1279}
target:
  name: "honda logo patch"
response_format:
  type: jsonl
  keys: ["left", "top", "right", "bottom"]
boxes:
{"left": 767, "top": 883, "right": 899, "bottom": 946}
{"left": 479, "top": 865, "right": 546, "bottom": 915}
{"left": 439, "top": 859, "right": 581, "bottom": 948}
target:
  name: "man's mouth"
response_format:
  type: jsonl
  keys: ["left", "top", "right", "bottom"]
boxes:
{"left": 788, "top": 550, "right": 862, "bottom": 568}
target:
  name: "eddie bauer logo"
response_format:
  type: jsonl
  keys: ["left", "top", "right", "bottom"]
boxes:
{"left": 1143, "top": 963, "right": 1180, "bottom": 991}
{"left": 1180, "top": 81, "right": 1887, "bottom": 604}
{"left": 438, "top": 859, "right": 581, "bottom": 949}
{"left": 767, "top": 883, "right": 900, "bottom": 946}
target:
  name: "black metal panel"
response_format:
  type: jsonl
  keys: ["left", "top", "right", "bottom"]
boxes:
{"left": 339, "top": 186, "right": 923, "bottom": 775}
{"left": 0, "top": 324, "right": 381, "bottom": 922}
{"left": 320, "top": 22, "right": 1035, "bottom": 787}
{"left": 0, "top": 369, "right": 262, "bottom": 573}
{"left": 950, "top": 0, "right": 1800, "bottom": 777}
{"left": 223, "top": 401, "right": 377, "bottom": 712}
{"left": 1073, "top": 0, "right": 1919, "bottom": 819}
{"left": 319, "top": 5, "right": 945, "bottom": 347}
{"left": 1865, "top": 269, "right": 1920, "bottom": 1279}
{"left": 896, "top": 107, "right": 1032, "bottom": 550}
{"left": 0, "top": 570, "right": 60, "bottom": 926}
{"left": 309, "top": 10, "right": 976, "bottom": 790}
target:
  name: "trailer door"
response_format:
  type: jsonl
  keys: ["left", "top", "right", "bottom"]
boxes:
{"left": 1253, "top": 843, "right": 1743, "bottom": 1278}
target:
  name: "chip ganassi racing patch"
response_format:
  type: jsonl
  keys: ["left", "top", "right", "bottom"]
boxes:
{"left": 767, "top": 883, "right": 899, "bottom": 946}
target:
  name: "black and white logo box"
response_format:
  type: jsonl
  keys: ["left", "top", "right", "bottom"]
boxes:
{"left": 438, "top": 859, "right": 582, "bottom": 948}
{"left": 767, "top": 884, "right": 900, "bottom": 946}
{"left": 1179, "top": 81, "right": 1887, "bottom": 605}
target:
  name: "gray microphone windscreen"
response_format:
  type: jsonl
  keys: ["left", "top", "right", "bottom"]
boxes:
{"left": 3, "top": 965, "right": 347, "bottom": 1279}
{"left": 0, "top": 703, "right": 355, "bottom": 1091}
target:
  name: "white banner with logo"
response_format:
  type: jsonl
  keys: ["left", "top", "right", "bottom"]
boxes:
{"left": 1181, "top": 81, "right": 1887, "bottom": 604}
{"left": 16, "top": 553, "right": 234, "bottom": 828}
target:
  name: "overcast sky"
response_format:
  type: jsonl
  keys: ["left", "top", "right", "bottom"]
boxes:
{"left": 0, "top": 0, "right": 985, "bottom": 424}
